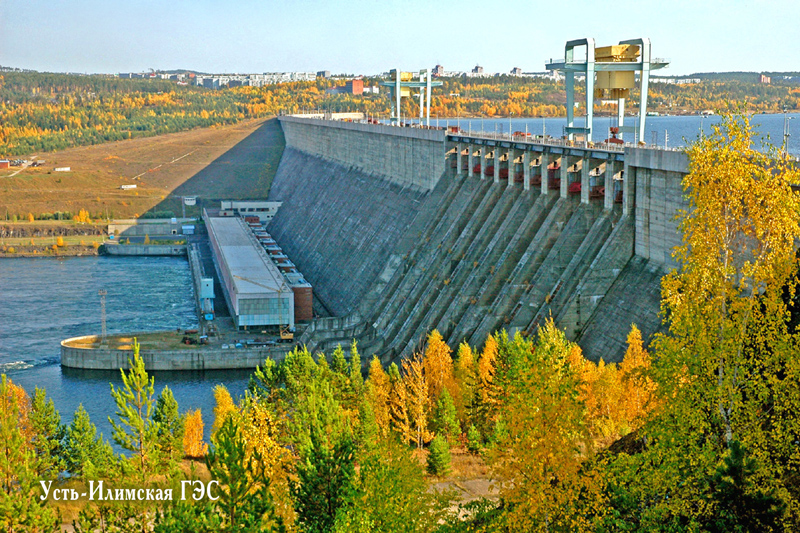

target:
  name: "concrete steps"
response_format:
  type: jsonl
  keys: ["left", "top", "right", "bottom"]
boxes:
{"left": 384, "top": 181, "right": 505, "bottom": 358}
{"left": 373, "top": 178, "right": 488, "bottom": 331}
{"left": 468, "top": 196, "right": 578, "bottom": 346}
{"left": 360, "top": 171, "right": 466, "bottom": 319}
{"left": 397, "top": 185, "right": 524, "bottom": 357}
{"left": 525, "top": 208, "right": 616, "bottom": 336}
{"left": 378, "top": 178, "right": 494, "bottom": 340}
{"left": 507, "top": 203, "right": 600, "bottom": 333}
{"left": 556, "top": 213, "right": 634, "bottom": 343}
{"left": 435, "top": 187, "right": 537, "bottom": 343}
{"left": 445, "top": 189, "right": 552, "bottom": 347}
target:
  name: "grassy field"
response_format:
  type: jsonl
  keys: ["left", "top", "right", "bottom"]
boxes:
{"left": 0, "top": 117, "right": 285, "bottom": 220}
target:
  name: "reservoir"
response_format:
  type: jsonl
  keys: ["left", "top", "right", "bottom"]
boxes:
{"left": 0, "top": 256, "right": 251, "bottom": 444}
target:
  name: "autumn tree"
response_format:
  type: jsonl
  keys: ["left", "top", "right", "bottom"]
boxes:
{"left": 183, "top": 408, "right": 208, "bottom": 458}
{"left": 489, "top": 322, "right": 602, "bottom": 531}
{"left": 475, "top": 333, "right": 498, "bottom": 430}
{"left": 212, "top": 384, "right": 237, "bottom": 438}
{"left": 0, "top": 376, "right": 59, "bottom": 532}
{"left": 206, "top": 416, "right": 285, "bottom": 532}
{"left": 365, "top": 356, "right": 391, "bottom": 436}
{"left": 617, "top": 325, "right": 657, "bottom": 431}
{"left": 388, "top": 363, "right": 411, "bottom": 445}
{"left": 453, "top": 341, "right": 477, "bottom": 425}
{"left": 422, "top": 330, "right": 455, "bottom": 404}
{"left": 604, "top": 113, "right": 800, "bottom": 529}
{"left": 402, "top": 353, "right": 431, "bottom": 448}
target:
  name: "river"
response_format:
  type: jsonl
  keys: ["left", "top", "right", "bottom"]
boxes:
{"left": 0, "top": 256, "right": 251, "bottom": 446}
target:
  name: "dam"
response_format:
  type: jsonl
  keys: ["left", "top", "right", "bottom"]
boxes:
{"left": 268, "top": 115, "right": 688, "bottom": 364}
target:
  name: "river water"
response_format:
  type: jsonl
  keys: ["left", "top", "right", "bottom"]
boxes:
{"left": 0, "top": 256, "right": 251, "bottom": 445}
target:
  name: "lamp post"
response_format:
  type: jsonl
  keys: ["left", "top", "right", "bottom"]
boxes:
{"left": 783, "top": 105, "right": 793, "bottom": 158}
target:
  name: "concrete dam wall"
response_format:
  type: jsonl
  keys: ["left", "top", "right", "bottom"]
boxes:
{"left": 267, "top": 146, "right": 430, "bottom": 316}
{"left": 270, "top": 117, "right": 689, "bottom": 363}
{"left": 279, "top": 116, "right": 445, "bottom": 191}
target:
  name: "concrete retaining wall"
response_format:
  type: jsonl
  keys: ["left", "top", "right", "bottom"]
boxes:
{"left": 109, "top": 219, "right": 195, "bottom": 237}
{"left": 61, "top": 335, "right": 287, "bottom": 371}
{"left": 104, "top": 244, "right": 187, "bottom": 256}
{"left": 279, "top": 116, "right": 446, "bottom": 191}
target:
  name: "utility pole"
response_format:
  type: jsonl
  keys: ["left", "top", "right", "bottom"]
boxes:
{"left": 98, "top": 289, "right": 108, "bottom": 345}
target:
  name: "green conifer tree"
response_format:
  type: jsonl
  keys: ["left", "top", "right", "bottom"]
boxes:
{"left": 152, "top": 386, "right": 185, "bottom": 473}
{"left": 432, "top": 389, "right": 460, "bottom": 444}
{"left": 206, "top": 417, "right": 284, "bottom": 532}
{"left": 29, "top": 387, "right": 66, "bottom": 477}
{"left": 109, "top": 339, "right": 157, "bottom": 482}
{"left": 64, "top": 404, "right": 115, "bottom": 478}
{"left": 426, "top": 435, "right": 451, "bottom": 477}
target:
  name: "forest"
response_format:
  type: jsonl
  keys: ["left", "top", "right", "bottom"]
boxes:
{"left": 1, "top": 72, "right": 798, "bottom": 157}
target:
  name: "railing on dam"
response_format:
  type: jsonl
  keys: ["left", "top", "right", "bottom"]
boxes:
{"left": 282, "top": 113, "right": 685, "bottom": 155}
{"left": 446, "top": 130, "right": 685, "bottom": 155}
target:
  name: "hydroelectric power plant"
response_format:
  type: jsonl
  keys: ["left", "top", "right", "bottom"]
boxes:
{"left": 61, "top": 37, "right": 692, "bottom": 368}
{"left": 270, "top": 118, "right": 687, "bottom": 364}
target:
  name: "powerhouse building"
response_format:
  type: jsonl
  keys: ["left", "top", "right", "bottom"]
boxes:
{"left": 206, "top": 214, "right": 294, "bottom": 329}
{"left": 205, "top": 208, "right": 312, "bottom": 330}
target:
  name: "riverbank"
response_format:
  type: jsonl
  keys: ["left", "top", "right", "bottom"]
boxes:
{"left": 0, "top": 243, "right": 101, "bottom": 257}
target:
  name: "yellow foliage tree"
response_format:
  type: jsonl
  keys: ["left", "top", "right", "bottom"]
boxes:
{"left": 401, "top": 353, "right": 431, "bottom": 448}
{"left": 366, "top": 356, "right": 391, "bottom": 435}
{"left": 477, "top": 333, "right": 498, "bottom": 408}
{"left": 183, "top": 408, "right": 208, "bottom": 458}
{"left": 56, "top": 236, "right": 64, "bottom": 247}
{"left": 490, "top": 319, "right": 604, "bottom": 530}
{"left": 212, "top": 384, "right": 236, "bottom": 439}
{"left": 453, "top": 341, "right": 477, "bottom": 423}
{"left": 422, "top": 330, "right": 456, "bottom": 405}
{"left": 27, "top": 213, "right": 33, "bottom": 223}
{"left": 659, "top": 113, "right": 800, "bottom": 445}
{"left": 238, "top": 398, "right": 283, "bottom": 478}
{"left": 618, "top": 325, "right": 656, "bottom": 431}
{"left": 388, "top": 364, "right": 411, "bottom": 445}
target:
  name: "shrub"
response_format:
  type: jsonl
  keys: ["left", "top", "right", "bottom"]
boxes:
{"left": 427, "top": 435, "right": 451, "bottom": 477}
{"left": 466, "top": 424, "right": 482, "bottom": 455}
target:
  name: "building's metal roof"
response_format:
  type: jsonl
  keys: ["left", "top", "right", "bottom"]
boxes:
{"left": 207, "top": 216, "right": 289, "bottom": 296}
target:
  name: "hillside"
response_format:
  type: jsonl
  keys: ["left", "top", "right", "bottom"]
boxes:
{"left": 0, "top": 117, "right": 284, "bottom": 220}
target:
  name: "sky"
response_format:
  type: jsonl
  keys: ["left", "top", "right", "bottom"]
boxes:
{"left": 1, "top": 0, "right": 798, "bottom": 76}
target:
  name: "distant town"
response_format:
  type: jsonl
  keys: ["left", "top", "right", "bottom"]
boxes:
{"left": 2, "top": 64, "right": 798, "bottom": 94}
